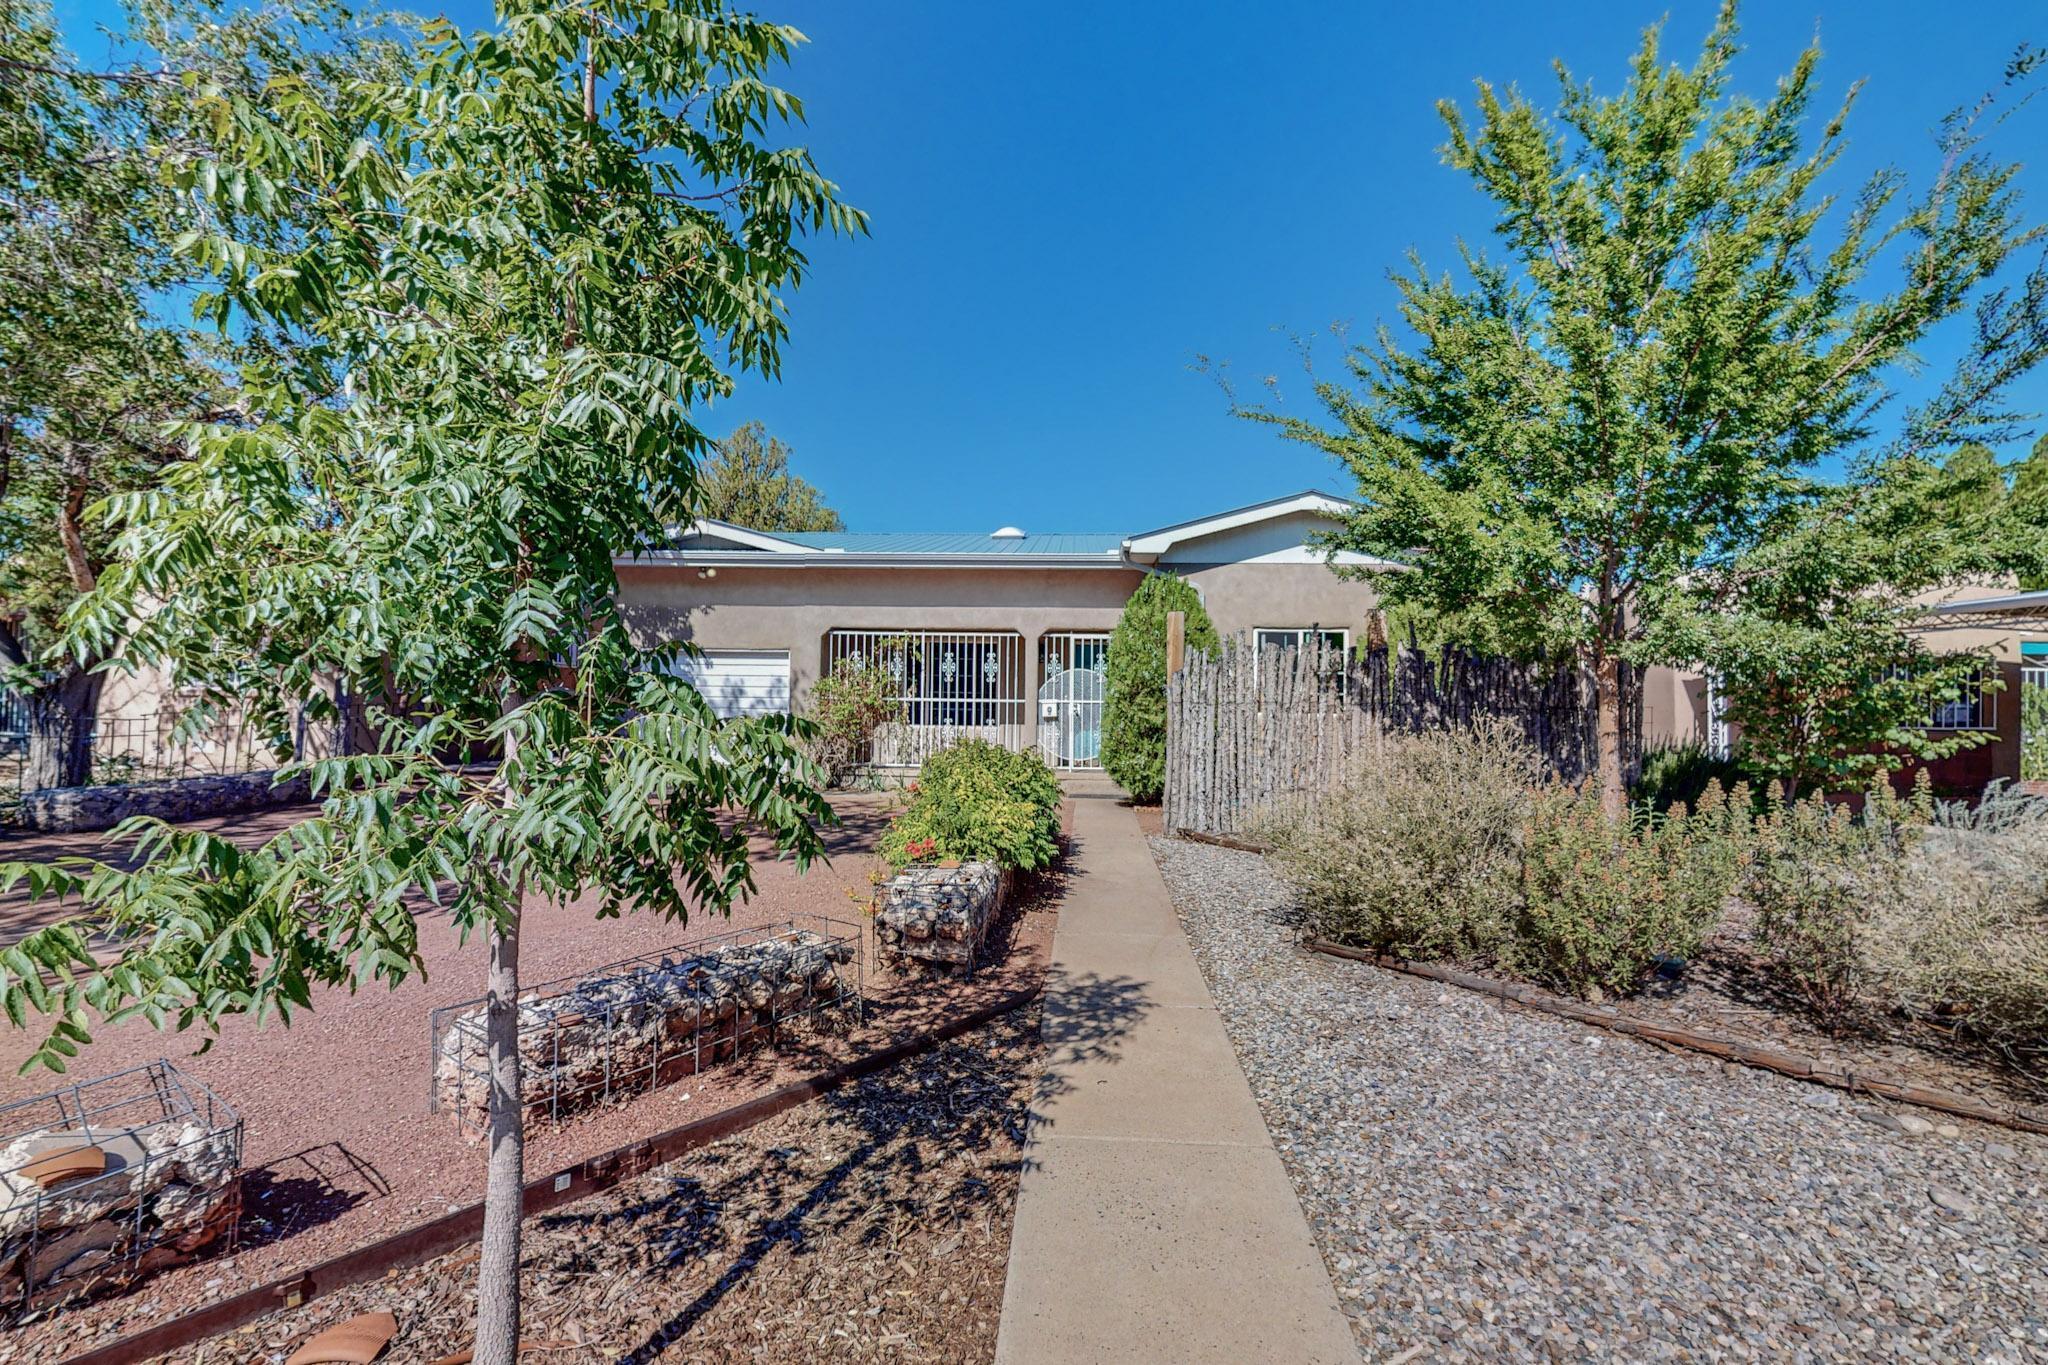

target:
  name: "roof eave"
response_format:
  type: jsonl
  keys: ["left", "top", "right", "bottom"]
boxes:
{"left": 1121, "top": 489, "right": 1358, "bottom": 557}
{"left": 615, "top": 550, "right": 1136, "bottom": 571}
{"left": 1928, "top": 590, "right": 2048, "bottom": 617}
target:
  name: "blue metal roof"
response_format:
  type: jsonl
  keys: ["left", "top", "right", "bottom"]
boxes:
{"left": 774, "top": 531, "right": 1125, "bottom": 556}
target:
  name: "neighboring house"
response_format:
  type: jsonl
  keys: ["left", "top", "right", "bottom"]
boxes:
{"left": 1644, "top": 581, "right": 2048, "bottom": 795}
{"left": 613, "top": 490, "right": 1396, "bottom": 768}
{"left": 1919, "top": 587, "right": 2048, "bottom": 790}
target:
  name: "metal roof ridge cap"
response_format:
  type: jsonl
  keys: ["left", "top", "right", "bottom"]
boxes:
{"left": 613, "top": 549, "right": 1134, "bottom": 569}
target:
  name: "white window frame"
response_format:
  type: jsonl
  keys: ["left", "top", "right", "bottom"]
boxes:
{"left": 1252, "top": 627, "right": 1351, "bottom": 697}
{"left": 1915, "top": 665, "right": 1997, "bottom": 732}
{"left": 1253, "top": 627, "right": 1350, "bottom": 656}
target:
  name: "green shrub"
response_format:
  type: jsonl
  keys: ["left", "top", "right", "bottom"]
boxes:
{"left": 1745, "top": 782, "right": 1916, "bottom": 1032}
{"left": 881, "top": 739, "right": 1062, "bottom": 871}
{"left": 1100, "top": 574, "right": 1216, "bottom": 803}
{"left": 1258, "top": 722, "right": 1540, "bottom": 959}
{"left": 1632, "top": 741, "right": 1760, "bottom": 814}
{"left": 806, "top": 657, "right": 901, "bottom": 785}
{"left": 1862, "top": 782, "right": 2048, "bottom": 1082}
{"left": 1512, "top": 782, "right": 1749, "bottom": 1001}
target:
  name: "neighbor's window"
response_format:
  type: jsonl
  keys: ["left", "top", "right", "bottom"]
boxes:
{"left": 1254, "top": 627, "right": 1349, "bottom": 656}
{"left": 1252, "top": 627, "right": 1351, "bottom": 698}
{"left": 1922, "top": 668, "right": 1992, "bottom": 731}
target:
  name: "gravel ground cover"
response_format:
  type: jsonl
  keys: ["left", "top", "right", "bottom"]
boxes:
{"left": 1151, "top": 835, "right": 2048, "bottom": 1364}
{"left": 0, "top": 794, "right": 1056, "bottom": 1361}
{"left": 146, "top": 1003, "right": 1042, "bottom": 1364}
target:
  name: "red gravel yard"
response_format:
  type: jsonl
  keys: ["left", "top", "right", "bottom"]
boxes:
{"left": 0, "top": 792, "right": 1058, "bottom": 1362}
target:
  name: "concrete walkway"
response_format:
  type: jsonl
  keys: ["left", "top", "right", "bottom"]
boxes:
{"left": 995, "top": 784, "right": 1359, "bottom": 1364}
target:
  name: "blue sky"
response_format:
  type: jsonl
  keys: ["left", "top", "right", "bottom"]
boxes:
{"left": 55, "top": 0, "right": 2048, "bottom": 534}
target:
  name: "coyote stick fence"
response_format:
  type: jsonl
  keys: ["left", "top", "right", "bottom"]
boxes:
{"left": 1164, "top": 638, "right": 1639, "bottom": 836}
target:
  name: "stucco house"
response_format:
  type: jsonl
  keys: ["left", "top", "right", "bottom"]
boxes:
{"left": 612, "top": 490, "right": 1395, "bottom": 768}
{"left": 1644, "top": 582, "right": 2048, "bottom": 794}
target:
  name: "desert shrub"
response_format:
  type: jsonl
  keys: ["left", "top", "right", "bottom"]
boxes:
{"left": 1632, "top": 741, "right": 1761, "bottom": 814}
{"left": 1100, "top": 574, "right": 1216, "bottom": 803}
{"left": 880, "top": 739, "right": 1062, "bottom": 871}
{"left": 1746, "top": 780, "right": 1918, "bottom": 1032}
{"left": 805, "top": 657, "right": 902, "bottom": 786}
{"left": 1862, "top": 782, "right": 2048, "bottom": 1084}
{"left": 1259, "top": 722, "right": 1541, "bottom": 959}
{"left": 1512, "top": 782, "right": 1750, "bottom": 1001}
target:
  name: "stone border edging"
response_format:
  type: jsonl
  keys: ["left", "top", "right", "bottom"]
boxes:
{"left": 1303, "top": 938, "right": 2048, "bottom": 1137}
{"left": 60, "top": 983, "right": 1045, "bottom": 1365}
{"left": 19, "top": 770, "right": 312, "bottom": 834}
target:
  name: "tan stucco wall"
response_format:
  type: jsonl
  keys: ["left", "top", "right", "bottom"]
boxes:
{"left": 614, "top": 558, "right": 1386, "bottom": 702}
{"left": 615, "top": 562, "right": 1146, "bottom": 699}
{"left": 1642, "top": 664, "right": 1708, "bottom": 749}
{"left": 1177, "top": 562, "right": 1382, "bottom": 643}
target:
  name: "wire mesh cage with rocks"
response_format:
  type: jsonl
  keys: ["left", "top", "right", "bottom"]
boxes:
{"left": 0, "top": 1059, "right": 243, "bottom": 1322}
{"left": 874, "top": 861, "right": 1011, "bottom": 975}
{"left": 429, "top": 917, "right": 864, "bottom": 1132}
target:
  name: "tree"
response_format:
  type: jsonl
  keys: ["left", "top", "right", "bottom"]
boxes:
{"left": 2016, "top": 433, "right": 2048, "bottom": 589}
{"left": 0, "top": 0, "right": 399, "bottom": 787}
{"left": 1936, "top": 443, "right": 2008, "bottom": 521}
{"left": 1243, "top": 2, "right": 2048, "bottom": 815}
{"left": 0, "top": 1, "right": 861, "bottom": 1358}
{"left": 1653, "top": 454, "right": 2048, "bottom": 792}
{"left": 1100, "top": 574, "right": 1215, "bottom": 802}
{"left": 696, "top": 420, "right": 843, "bottom": 531}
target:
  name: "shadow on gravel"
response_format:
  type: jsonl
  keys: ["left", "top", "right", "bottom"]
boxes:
{"left": 238, "top": 1142, "right": 393, "bottom": 1253}
{"left": 575, "top": 970, "right": 1148, "bottom": 1364}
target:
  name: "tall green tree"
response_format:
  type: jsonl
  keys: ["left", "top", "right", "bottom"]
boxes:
{"left": 0, "top": 0, "right": 399, "bottom": 787}
{"left": 1937, "top": 443, "right": 2009, "bottom": 520}
{"left": 1655, "top": 453, "right": 2048, "bottom": 792}
{"left": 2016, "top": 433, "right": 2048, "bottom": 590}
{"left": 1100, "top": 574, "right": 1215, "bottom": 802}
{"left": 1245, "top": 2, "right": 2048, "bottom": 814}
{"left": 0, "top": 1, "right": 861, "bottom": 1357}
{"left": 696, "top": 419, "right": 843, "bottom": 530}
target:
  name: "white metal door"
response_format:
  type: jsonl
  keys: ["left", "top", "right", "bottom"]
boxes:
{"left": 668, "top": 649, "right": 791, "bottom": 718}
{"left": 1039, "top": 633, "right": 1110, "bottom": 769}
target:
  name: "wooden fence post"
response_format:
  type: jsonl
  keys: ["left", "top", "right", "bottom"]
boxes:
{"left": 1166, "top": 611, "right": 1186, "bottom": 678}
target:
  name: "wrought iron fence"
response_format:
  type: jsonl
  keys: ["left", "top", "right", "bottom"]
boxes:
{"left": 1, "top": 700, "right": 351, "bottom": 798}
{"left": 2023, "top": 666, "right": 2048, "bottom": 783}
{"left": 823, "top": 629, "right": 1028, "bottom": 766}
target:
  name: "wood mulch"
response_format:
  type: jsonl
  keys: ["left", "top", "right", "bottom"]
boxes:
{"left": 0, "top": 794, "right": 1063, "bottom": 1363}
{"left": 152, "top": 1004, "right": 1043, "bottom": 1365}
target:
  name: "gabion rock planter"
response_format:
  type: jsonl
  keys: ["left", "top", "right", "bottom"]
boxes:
{"left": 0, "top": 1060, "right": 242, "bottom": 1321}
{"left": 874, "top": 861, "right": 1010, "bottom": 974}
{"left": 430, "top": 918, "right": 863, "bottom": 1132}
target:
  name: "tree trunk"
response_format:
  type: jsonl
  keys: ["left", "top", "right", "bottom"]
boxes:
{"left": 23, "top": 666, "right": 103, "bottom": 791}
{"left": 1592, "top": 653, "right": 1627, "bottom": 818}
{"left": 474, "top": 904, "right": 524, "bottom": 1365}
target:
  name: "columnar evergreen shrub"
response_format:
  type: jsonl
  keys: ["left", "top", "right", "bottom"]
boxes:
{"left": 1100, "top": 574, "right": 1215, "bottom": 802}
{"left": 881, "top": 740, "right": 1062, "bottom": 871}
